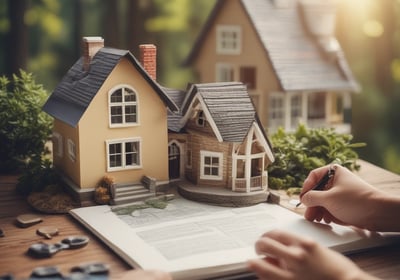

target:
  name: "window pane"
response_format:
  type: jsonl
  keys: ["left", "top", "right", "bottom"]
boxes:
{"left": 111, "top": 106, "right": 123, "bottom": 124}
{"left": 205, "top": 156, "right": 210, "bottom": 165}
{"left": 111, "top": 89, "right": 123, "bottom": 103}
{"left": 125, "top": 142, "right": 139, "bottom": 166}
{"left": 125, "top": 105, "right": 137, "bottom": 123}
{"left": 204, "top": 166, "right": 211, "bottom": 175}
{"left": 125, "top": 142, "right": 133, "bottom": 153}
{"left": 126, "top": 154, "right": 133, "bottom": 165}
{"left": 110, "top": 154, "right": 121, "bottom": 167}
{"left": 124, "top": 88, "right": 136, "bottom": 102}
{"left": 126, "top": 153, "right": 138, "bottom": 165}
{"left": 212, "top": 157, "right": 219, "bottom": 165}
{"left": 211, "top": 167, "right": 219, "bottom": 176}
{"left": 111, "top": 106, "right": 122, "bottom": 115}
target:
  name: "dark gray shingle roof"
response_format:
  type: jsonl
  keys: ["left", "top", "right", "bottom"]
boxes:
{"left": 43, "top": 47, "right": 178, "bottom": 127}
{"left": 167, "top": 82, "right": 269, "bottom": 144}
{"left": 193, "top": 82, "right": 256, "bottom": 142}
{"left": 163, "top": 87, "right": 187, "bottom": 132}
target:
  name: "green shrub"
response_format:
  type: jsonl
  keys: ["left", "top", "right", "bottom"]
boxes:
{"left": 268, "top": 124, "right": 366, "bottom": 190}
{"left": 16, "top": 158, "right": 61, "bottom": 196}
{"left": 0, "top": 70, "right": 52, "bottom": 173}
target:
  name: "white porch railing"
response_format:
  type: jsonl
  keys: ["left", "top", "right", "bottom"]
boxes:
{"left": 233, "top": 175, "right": 267, "bottom": 192}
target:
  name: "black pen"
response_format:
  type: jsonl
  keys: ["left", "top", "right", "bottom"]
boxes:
{"left": 296, "top": 166, "right": 336, "bottom": 208}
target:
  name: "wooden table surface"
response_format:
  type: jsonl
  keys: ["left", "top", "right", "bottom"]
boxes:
{"left": 1, "top": 160, "right": 400, "bottom": 279}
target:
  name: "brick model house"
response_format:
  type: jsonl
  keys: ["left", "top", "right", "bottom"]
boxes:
{"left": 43, "top": 37, "right": 274, "bottom": 206}
{"left": 185, "top": 0, "right": 360, "bottom": 133}
{"left": 166, "top": 82, "right": 274, "bottom": 205}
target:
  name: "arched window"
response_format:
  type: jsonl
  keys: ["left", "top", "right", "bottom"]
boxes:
{"left": 109, "top": 86, "right": 137, "bottom": 126}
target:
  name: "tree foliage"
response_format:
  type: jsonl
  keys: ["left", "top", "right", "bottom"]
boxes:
{"left": 268, "top": 124, "right": 366, "bottom": 190}
{"left": 0, "top": 70, "right": 52, "bottom": 173}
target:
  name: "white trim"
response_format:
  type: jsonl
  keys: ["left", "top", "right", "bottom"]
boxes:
{"left": 252, "top": 122, "right": 274, "bottom": 162}
{"left": 290, "top": 93, "right": 303, "bottom": 129}
{"left": 216, "top": 25, "right": 242, "bottom": 55}
{"left": 231, "top": 124, "right": 273, "bottom": 192}
{"left": 197, "top": 96, "right": 224, "bottom": 142}
{"left": 106, "top": 137, "right": 142, "bottom": 172}
{"left": 168, "top": 140, "right": 185, "bottom": 178}
{"left": 108, "top": 84, "right": 139, "bottom": 128}
{"left": 269, "top": 92, "right": 285, "bottom": 130}
{"left": 200, "top": 150, "right": 223, "bottom": 180}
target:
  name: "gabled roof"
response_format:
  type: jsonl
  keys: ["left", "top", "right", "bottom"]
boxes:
{"left": 167, "top": 82, "right": 272, "bottom": 147}
{"left": 185, "top": 0, "right": 359, "bottom": 93}
{"left": 43, "top": 47, "right": 178, "bottom": 127}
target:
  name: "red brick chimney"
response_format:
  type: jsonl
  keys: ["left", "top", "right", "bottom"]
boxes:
{"left": 82, "top": 37, "right": 104, "bottom": 71}
{"left": 139, "top": 44, "right": 157, "bottom": 80}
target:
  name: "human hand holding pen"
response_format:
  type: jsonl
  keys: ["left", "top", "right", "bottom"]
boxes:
{"left": 246, "top": 164, "right": 400, "bottom": 280}
{"left": 300, "top": 164, "right": 400, "bottom": 232}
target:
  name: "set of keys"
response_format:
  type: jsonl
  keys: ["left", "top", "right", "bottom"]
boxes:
{"left": 0, "top": 263, "right": 109, "bottom": 280}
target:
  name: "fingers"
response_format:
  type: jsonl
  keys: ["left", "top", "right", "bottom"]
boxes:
{"left": 256, "top": 230, "right": 314, "bottom": 255}
{"left": 301, "top": 188, "right": 328, "bottom": 208}
{"left": 301, "top": 165, "right": 331, "bottom": 195}
{"left": 304, "top": 206, "right": 348, "bottom": 226}
{"left": 250, "top": 230, "right": 317, "bottom": 279}
{"left": 260, "top": 229, "right": 310, "bottom": 245}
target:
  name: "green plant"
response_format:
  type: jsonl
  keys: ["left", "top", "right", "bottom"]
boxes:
{"left": 268, "top": 124, "right": 366, "bottom": 191}
{"left": 0, "top": 70, "right": 53, "bottom": 173}
{"left": 16, "top": 158, "right": 61, "bottom": 196}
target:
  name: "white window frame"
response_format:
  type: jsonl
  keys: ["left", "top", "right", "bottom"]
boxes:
{"left": 67, "top": 139, "right": 76, "bottom": 162}
{"left": 290, "top": 93, "right": 302, "bottom": 128}
{"left": 109, "top": 85, "right": 139, "bottom": 128}
{"left": 52, "top": 132, "right": 63, "bottom": 158}
{"left": 200, "top": 150, "right": 223, "bottom": 180}
{"left": 216, "top": 63, "right": 234, "bottom": 82}
{"left": 216, "top": 25, "right": 242, "bottom": 55}
{"left": 269, "top": 93, "right": 285, "bottom": 128}
{"left": 106, "top": 138, "right": 142, "bottom": 172}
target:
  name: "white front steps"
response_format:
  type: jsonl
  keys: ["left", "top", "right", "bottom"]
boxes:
{"left": 110, "top": 184, "right": 155, "bottom": 205}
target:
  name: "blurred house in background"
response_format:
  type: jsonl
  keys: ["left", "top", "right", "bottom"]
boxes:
{"left": 185, "top": 0, "right": 360, "bottom": 133}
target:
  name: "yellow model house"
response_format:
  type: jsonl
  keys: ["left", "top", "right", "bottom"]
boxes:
{"left": 185, "top": 0, "right": 360, "bottom": 133}
{"left": 43, "top": 37, "right": 178, "bottom": 202}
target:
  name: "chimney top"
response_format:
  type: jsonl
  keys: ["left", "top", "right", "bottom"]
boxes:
{"left": 82, "top": 36, "right": 104, "bottom": 71}
{"left": 139, "top": 44, "right": 157, "bottom": 80}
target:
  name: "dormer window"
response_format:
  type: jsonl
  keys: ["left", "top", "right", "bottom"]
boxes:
{"left": 197, "top": 110, "right": 206, "bottom": 127}
{"left": 109, "top": 85, "right": 138, "bottom": 127}
{"left": 216, "top": 25, "right": 241, "bottom": 55}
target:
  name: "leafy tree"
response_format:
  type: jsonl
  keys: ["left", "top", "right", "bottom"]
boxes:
{"left": 0, "top": 70, "right": 52, "bottom": 173}
{"left": 268, "top": 124, "right": 366, "bottom": 191}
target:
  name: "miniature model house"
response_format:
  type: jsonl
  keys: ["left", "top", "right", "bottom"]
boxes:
{"left": 43, "top": 37, "right": 178, "bottom": 202}
{"left": 185, "top": 0, "right": 360, "bottom": 133}
{"left": 166, "top": 82, "right": 274, "bottom": 201}
{"left": 44, "top": 37, "right": 274, "bottom": 205}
